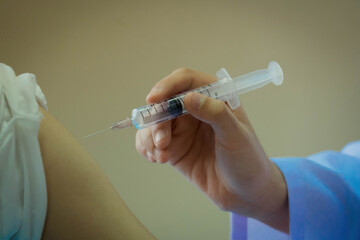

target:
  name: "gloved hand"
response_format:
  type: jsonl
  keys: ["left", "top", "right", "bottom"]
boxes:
{"left": 135, "top": 68, "right": 289, "bottom": 232}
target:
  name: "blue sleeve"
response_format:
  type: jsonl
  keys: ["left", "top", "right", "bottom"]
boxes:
{"left": 230, "top": 141, "right": 360, "bottom": 240}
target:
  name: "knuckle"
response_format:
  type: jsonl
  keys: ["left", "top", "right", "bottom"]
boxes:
{"left": 137, "top": 129, "right": 147, "bottom": 142}
{"left": 172, "top": 67, "right": 193, "bottom": 76}
{"left": 135, "top": 132, "right": 146, "bottom": 155}
{"left": 140, "top": 129, "right": 155, "bottom": 150}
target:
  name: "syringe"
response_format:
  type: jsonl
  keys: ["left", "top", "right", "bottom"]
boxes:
{"left": 83, "top": 61, "right": 283, "bottom": 139}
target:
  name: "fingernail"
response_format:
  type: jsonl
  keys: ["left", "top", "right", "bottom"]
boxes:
{"left": 154, "top": 149, "right": 162, "bottom": 163}
{"left": 146, "top": 151, "right": 154, "bottom": 161}
{"left": 155, "top": 130, "right": 167, "bottom": 144}
{"left": 191, "top": 93, "right": 206, "bottom": 110}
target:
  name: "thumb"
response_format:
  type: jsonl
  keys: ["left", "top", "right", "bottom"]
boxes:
{"left": 184, "top": 92, "right": 244, "bottom": 144}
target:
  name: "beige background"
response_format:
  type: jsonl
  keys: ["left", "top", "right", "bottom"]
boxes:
{"left": 1, "top": 0, "right": 359, "bottom": 239}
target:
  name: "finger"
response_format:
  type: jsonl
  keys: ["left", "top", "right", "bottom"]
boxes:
{"left": 150, "top": 120, "right": 172, "bottom": 150}
{"left": 184, "top": 92, "right": 245, "bottom": 147}
{"left": 146, "top": 68, "right": 217, "bottom": 103}
{"left": 232, "top": 105, "right": 256, "bottom": 134}
{"left": 135, "top": 129, "right": 156, "bottom": 163}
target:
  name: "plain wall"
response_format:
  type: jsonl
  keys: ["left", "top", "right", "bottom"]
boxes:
{"left": 1, "top": 0, "right": 359, "bottom": 239}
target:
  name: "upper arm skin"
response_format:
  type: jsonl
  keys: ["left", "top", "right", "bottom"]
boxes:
{"left": 38, "top": 108, "right": 156, "bottom": 240}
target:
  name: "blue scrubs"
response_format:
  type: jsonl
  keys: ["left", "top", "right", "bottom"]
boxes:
{"left": 231, "top": 141, "right": 360, "bottom": 240}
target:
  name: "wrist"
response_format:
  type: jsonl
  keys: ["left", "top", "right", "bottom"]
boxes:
{"left": 229, "top": 158, "right": 289, "bottom": 232}
{"left": 249, "top": 160, "right": 289, "bottom": 232}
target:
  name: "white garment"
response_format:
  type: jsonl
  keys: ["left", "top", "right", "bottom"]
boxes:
{"left": 0, "top": 63, "right": 47, "bottom": 240}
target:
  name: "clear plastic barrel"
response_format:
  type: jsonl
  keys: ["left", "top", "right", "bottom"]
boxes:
{"left": 131, "top": 81, "right": 233, "bottom": 129}
{"left": 131, "top": 61, "right": 283, "bottom": 129}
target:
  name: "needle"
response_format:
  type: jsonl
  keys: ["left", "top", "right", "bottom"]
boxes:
{"left": 82, "top": 118, "right": 132, "bottom": 139}
{"left": 82, "top": 127, "right": 111, "bottom": 139}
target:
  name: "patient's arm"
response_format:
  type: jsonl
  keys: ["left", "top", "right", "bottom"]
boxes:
{"left": 38, "top": 108, "right": 155, "bottom": 240}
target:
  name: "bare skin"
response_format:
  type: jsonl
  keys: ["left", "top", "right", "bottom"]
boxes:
{"left": 135, "top": 68, "right": 289, "bottom": 232}
{"left": 38, "top": 108, "right": 156, "bottom": 240}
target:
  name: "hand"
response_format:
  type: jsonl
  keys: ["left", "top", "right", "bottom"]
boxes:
{"left": 135, "top": 68, "right": 289, "bottom": 232}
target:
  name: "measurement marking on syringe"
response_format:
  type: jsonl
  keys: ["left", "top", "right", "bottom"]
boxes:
{"left": 147, "top": 109, "right": 151, "bottom": 115}
{"left": 154, "top": 107, "right": 158, "bottom": 113}
{"left": 206, "top": 89, "right": 210, "bottom": 96}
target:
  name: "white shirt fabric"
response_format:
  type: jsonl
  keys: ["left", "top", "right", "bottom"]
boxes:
{"left": 0, "top": 63, "right": 47, "bottom": 240}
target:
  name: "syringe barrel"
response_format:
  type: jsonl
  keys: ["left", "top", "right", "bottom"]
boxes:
{"left": 131, "top": 61, "right": 283, "bottom": 129}
{"left": 131, "top": 81, "right": 233, "bottom": 129}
